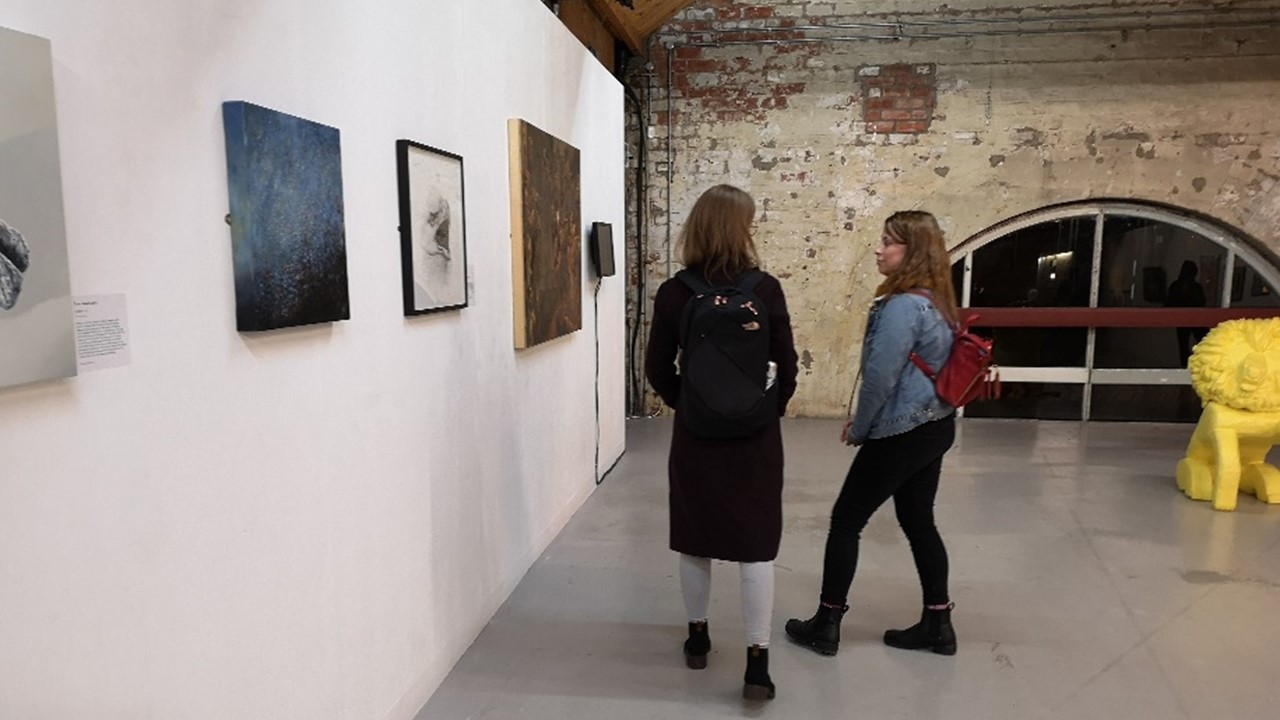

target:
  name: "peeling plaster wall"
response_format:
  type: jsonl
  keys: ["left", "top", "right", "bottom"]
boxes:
{"left": 627, "top": 1, "right": 1280, "bottom": 417}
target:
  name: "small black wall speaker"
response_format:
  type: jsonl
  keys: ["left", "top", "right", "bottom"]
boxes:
{"left": 589, "top": 221, "right": 616, "bottom": 278}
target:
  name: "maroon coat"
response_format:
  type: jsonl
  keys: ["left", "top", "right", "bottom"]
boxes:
{"left": 644, "top": 269, "right": 799, "bottom": 562}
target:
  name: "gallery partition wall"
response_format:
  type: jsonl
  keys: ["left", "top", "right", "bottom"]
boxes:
{"left": 949, "top": 201, "right": 1280, "bottom": 422}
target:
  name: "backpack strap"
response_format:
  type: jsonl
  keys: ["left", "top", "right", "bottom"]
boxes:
{"left": 736, "top": 269, "right": 766, "bottom": 292}
{"left": 676, "top": 268, "right": 766, "bottom": 294}
{"left": 909, "top": 352, "right": 938, "bottom": 380}
{"left": 906, "top": 288, "right": 963, "bottom": 330}
{"left": 905, "top": 288, "right": 942, "bottom": 316}
{"left": 675, "top": 268, "right": 712, "bottom": 294}
{"left": 904, "top": 290, "right": 942, "bottom": 380}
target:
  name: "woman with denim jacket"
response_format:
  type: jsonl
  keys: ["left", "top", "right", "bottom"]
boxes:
{"left": 786, "top": 210, "right": 961, "bottom": 657}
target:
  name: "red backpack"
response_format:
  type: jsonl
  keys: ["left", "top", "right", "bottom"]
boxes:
{"left": 907, "top": 291, "right": 1000, "bottom": 408}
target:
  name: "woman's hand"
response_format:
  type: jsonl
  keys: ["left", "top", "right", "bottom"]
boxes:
{"left": 840, "top": 420, "right": 851, "bottom": 443}
{"left": 840, "top": 420, "right": 863, "bottom": 446}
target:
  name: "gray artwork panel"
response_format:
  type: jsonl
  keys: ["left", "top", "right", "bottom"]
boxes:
{"left": 0, "top": 25, "right": 77, "bottom": 389}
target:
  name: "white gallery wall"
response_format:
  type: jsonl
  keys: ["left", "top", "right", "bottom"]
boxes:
{"left": 0, "top": 1, "right": 626, "bottom": 718}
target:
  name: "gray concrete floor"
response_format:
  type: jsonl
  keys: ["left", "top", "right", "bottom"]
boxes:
{"left": 418, "top": 418, "right": 1280, "bottom": 720}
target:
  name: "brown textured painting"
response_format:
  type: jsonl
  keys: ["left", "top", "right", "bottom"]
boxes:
{"left": 508, "top": 119, "right": 582, "bottom": 349}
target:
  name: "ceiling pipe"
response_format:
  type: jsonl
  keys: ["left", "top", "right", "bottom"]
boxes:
{"left": 661, "top": 6, "right": 1280, "bottom": 46}
{"left": 827, "top": 6, "right": 1280, "bottom": 28}
{"left": 680, "top": 20, "right": 1280, "bottom": 47}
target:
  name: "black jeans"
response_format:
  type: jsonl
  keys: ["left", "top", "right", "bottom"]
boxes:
{"left": 820, "top": 414, "right": 955, "bottom": 607}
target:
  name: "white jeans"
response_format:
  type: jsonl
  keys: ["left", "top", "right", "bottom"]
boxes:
{"left": 680, "top": 553, "right": 774, "bottom": 647}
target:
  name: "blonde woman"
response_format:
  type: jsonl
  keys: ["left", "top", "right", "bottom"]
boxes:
{"left": 645, "top": 184, "right": 798, "bottom": 700}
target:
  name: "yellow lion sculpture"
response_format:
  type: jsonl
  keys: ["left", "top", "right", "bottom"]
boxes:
{"left": 1177, "top": 318, "right": 1280, "bottom": 511}
{"left": 1188, "top": 318, "right": 1280, "bottom": 411}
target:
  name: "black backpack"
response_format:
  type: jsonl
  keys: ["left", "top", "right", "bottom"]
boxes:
{"left": 676, "top": 269, "right": 778, "bottom": 439}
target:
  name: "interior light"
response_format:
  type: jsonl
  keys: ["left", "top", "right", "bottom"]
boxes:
{"left": 1037, "top": 251, "right": 1074, "bottom": 265}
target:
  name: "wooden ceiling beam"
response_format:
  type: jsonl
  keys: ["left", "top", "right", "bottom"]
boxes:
{"left": 582, "top": 0, "right": 696, "bottom": 53}
{"left": 585, "top": 0, "right": 646, "bottom": 52}
{"left": 630, "top": 0, "right": 698, "bottom": 38}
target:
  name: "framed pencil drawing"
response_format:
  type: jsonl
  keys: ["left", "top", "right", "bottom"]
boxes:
{"left": 397, "top": 140, "right": 468, "bottom": 315}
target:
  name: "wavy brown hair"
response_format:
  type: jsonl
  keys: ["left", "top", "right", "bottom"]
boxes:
{"left": 679, "top": 184, "right": 760, "bottom": 279}
{"left": 876, "top": 210, "right": 958, "bottom": 323}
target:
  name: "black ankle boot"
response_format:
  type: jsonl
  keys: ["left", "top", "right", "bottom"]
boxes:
{"left": 884, "top": 602, "right": 956, "bottom": 655}
{"left": 684, "top": 621, "right": 710, "bottom": 669}
{"left": 784, "top": 602, "right": 847, "bottom": 656}
{"left": 743, "top": 645, "right": 775, "bottom": 700}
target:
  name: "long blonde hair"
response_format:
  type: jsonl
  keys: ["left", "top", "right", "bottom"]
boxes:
{"left": 875, "top": 210, "right": 958, "bottom": 322}
{"left": 680, "top": 184, "right": 760, "bottom": 279}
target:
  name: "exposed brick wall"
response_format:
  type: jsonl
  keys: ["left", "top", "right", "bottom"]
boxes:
{"left": 860, "top": 64, "right": 937, "bottom": 135}
{"left": 626, "top": 1, "right": 1280, "bottom": 417}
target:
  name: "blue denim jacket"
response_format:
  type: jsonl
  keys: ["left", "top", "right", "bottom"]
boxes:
{"left": 847, "top": 291, "right": 956, "bottom": 443}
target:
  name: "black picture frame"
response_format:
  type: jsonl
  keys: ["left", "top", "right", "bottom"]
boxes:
{"left": 397, "top": 139, "right": 468, "bottom": 315}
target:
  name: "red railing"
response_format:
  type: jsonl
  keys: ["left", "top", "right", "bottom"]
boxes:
{"left": 960, "top": 307, "right": 1280, "bottom": 328}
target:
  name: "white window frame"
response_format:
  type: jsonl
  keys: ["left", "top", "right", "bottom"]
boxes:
{"left": 950, "top": 201, "right": 1280, "bottom": 420}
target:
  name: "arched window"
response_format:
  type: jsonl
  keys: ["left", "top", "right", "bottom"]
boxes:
{"left": 949, "top": 201, "right": 1280, "bottom": 422}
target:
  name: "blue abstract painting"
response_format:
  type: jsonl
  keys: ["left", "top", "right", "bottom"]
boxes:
{"left": 222, "top": 101, "right": 349, "bottom": 332}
